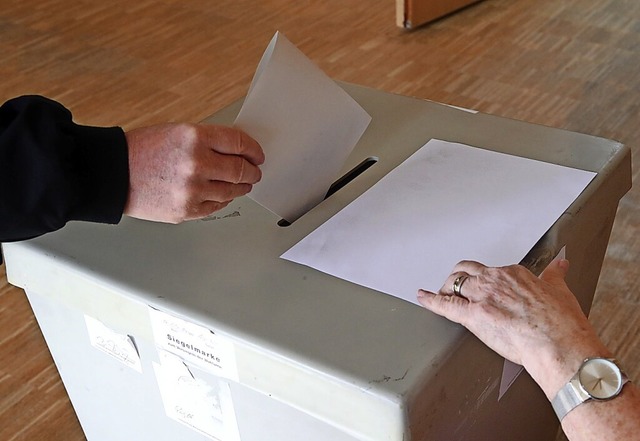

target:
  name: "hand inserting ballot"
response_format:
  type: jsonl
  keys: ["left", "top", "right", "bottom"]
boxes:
{"left": 124, "top": 123, "right": 265, "bottom": 223}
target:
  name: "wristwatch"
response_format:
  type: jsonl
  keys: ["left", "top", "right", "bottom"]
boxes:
{"left": 551, "top": 357, "right": 630, "bottom": 421}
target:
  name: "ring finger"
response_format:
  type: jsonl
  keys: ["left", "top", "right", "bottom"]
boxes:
{"left": 451, "top": 260, "right": 487, "bottom": 277}
{"left": 442, "top": 272, "right": 486, "bottom": 302}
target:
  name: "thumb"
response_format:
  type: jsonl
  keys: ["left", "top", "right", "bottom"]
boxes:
{"left": 539, "top": 257, "right": 569, "bottom": 286}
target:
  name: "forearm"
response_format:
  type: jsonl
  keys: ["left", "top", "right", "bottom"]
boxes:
{"left": 562, "top": 382, "right": 640, "bottom": 441}
{"left": 524, "top": 336, "right": 638, "bottom": 441}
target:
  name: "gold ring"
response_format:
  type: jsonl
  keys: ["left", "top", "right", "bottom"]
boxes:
{"left": 452, "top": 275, "right": 468, "bottom": 297}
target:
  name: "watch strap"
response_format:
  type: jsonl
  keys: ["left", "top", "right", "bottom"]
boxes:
{"left": 551, "top": 381, "right": 587, "bottom": 421}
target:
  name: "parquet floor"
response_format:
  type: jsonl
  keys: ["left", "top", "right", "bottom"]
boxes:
{"left": 1, "top": 0, "right": 639, "bottom": 440}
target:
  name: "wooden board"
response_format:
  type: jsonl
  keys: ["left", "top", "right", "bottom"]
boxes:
{"left": 396, "top": 0, "right": 483, "bottom": 29}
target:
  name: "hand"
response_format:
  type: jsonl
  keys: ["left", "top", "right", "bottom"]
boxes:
{"left": 417, "top": 259, "right": 610, "bottom": 399}
{"left": 123, "top": 123, "right": 264, "bottom": 223}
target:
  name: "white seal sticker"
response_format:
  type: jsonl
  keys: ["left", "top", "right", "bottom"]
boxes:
{"left": 153, "top": 351, "right": 240, "bottom": 441}
{"left": 148, "top": 307, "right": 239, "bottom": 382}
{"left": 84, "top": 315, "right": 142, "bottom": 373}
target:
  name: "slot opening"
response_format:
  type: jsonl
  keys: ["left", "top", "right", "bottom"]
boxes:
{"left": 278, "top": 156, "right": 378, "bottom": 227}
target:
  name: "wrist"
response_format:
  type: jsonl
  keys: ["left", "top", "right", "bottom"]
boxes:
{"left": 523, "top": 336, "right": 611, "bottom": 400}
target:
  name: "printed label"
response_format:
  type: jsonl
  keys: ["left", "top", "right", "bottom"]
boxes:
{"left": 148, "top": 307, "right": 238, "bottom": 382}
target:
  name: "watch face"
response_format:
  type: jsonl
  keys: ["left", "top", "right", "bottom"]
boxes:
{"left": 578, "top": 358, "right": 623, "bottom": 400}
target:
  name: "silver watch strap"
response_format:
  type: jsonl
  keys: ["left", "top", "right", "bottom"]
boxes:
{"left": 551, "top": 381, "right": 586, "bottom": 421}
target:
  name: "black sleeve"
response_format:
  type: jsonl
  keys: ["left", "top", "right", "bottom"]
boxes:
{"left": 0, "top": 95, "right": 129, "bottom": 243}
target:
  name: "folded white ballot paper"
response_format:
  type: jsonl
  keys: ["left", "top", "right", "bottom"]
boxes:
{"left": 234, "top": 32, "right": 371, "bottom": 222}
{"left": 282, "top": 139, "right": 596, "bottom": 305}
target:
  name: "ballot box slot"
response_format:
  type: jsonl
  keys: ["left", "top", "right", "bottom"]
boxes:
{"left": 278, "top": 156, "right": 378, "bottom": 227}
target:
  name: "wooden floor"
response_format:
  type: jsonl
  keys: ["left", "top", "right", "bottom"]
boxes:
{"left": 1, "top": 0, "right": 639, "bottom": 440}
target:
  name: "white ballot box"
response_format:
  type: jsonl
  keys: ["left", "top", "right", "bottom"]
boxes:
{"left": 4, "top": 84, "right": 631, "bottom": 441}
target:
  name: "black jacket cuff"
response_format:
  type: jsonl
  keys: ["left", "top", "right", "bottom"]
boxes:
{"left": 72, "top": 125, "right": 129, "bottom": 224}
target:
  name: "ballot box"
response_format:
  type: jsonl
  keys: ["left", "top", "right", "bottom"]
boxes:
{"left": 3, "top": 84, "right": 631, "bottom": 441}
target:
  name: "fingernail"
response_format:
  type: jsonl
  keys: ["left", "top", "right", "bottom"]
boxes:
{"left": 558, "top": 258, "right": 570, "bottom": 271}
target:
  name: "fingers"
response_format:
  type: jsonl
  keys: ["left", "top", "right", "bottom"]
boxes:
{"left": 181, "top": 125, "right": 264, "bottom": 217}
{"left": 201, "top": 181, "right": 253, "bottom": 204}
{"left": 441, "top": 272, "right": 472, "bottom": 298}
{"left": 201, "top": 125, "right": 265, "bottom": 166}
{"left": 450, "top": 260, "right": 487, "bottom": 277}
{"left": 420, "top": 258, "right": 570, "bottom": 310}
{"left": 539, "top": 257, "right": 569, "bottom": 284}
{"left": 416, "top": 260, "right": 486, "bottom": 325}
{"left": 192, "top": 125, "right": 263, "bottom": 185}
{"left": 169, "top": 181, "right": 251, "bottom": 222}
{"left": 417, "top": 289, "right": 470, "bottom": 324}
{"left": 437, "top": 260, "right": 487, "bottom": 301}
{"left": 187, "top": 200, "right": 231, "bottom": 221}
{"left": 206, "top": 152, "right": 262, "bottom": 185}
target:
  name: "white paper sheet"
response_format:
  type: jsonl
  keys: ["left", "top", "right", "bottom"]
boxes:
{"left": 282, "top": 139, "right": 596, "bottom": 305}
{"left": 499, "top": 360, "right": 525, "bottom": 401}
{"left": 234, "top": 32, "right": 371, "bottom": 222}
